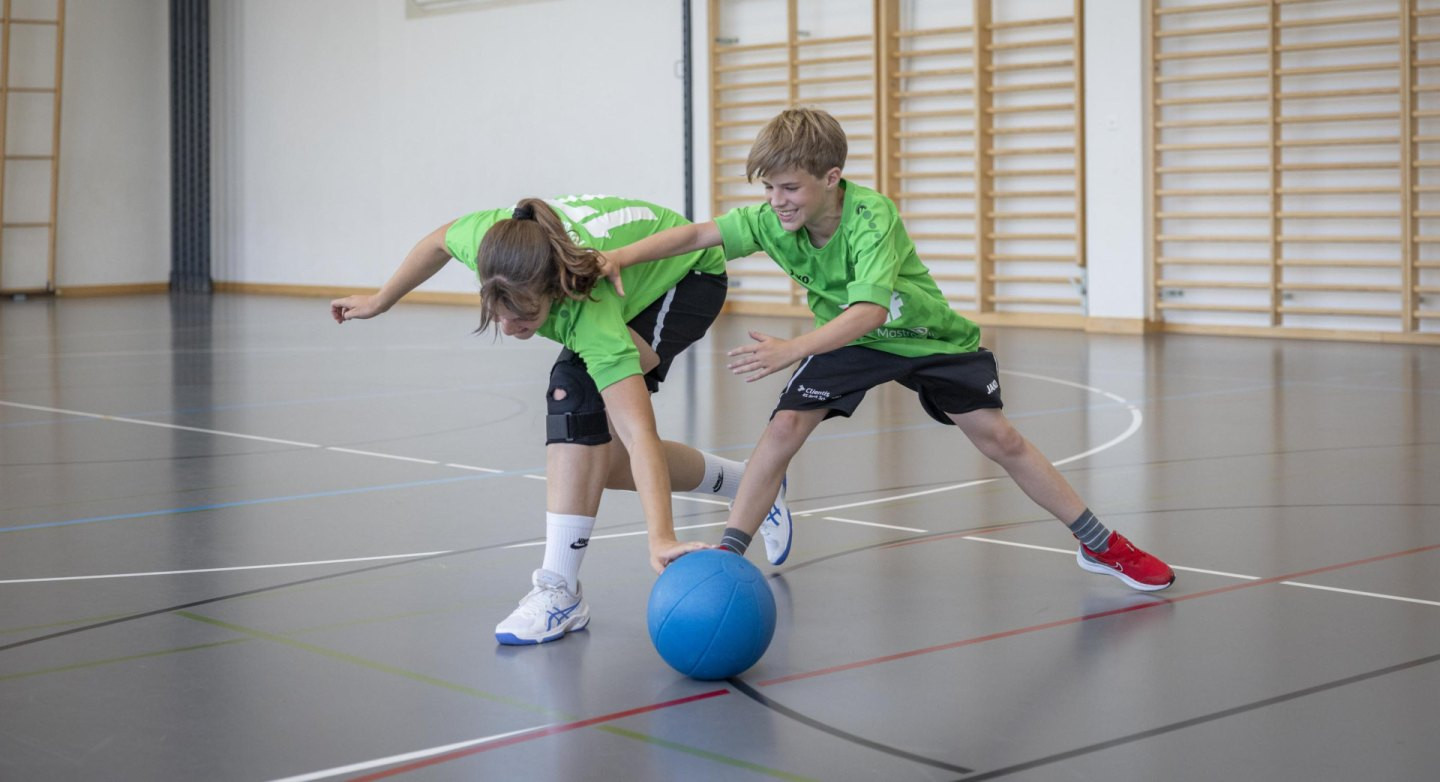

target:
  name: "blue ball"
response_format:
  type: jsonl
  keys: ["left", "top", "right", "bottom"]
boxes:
{"left": 647, "top": 550, "right": 777, "bottom": 680}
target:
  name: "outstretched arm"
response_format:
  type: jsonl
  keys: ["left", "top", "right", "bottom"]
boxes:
{"left": 600, "top": 374, "right": 711, "bottom": 573}
{"left": 598, "top": 220, "right": 723, "bottom": 296}
{"left": 728, "top": 302, "right": 889, "bottom": 382}
{"left": 330, "top": 221, "right": 455, "bottom": 323}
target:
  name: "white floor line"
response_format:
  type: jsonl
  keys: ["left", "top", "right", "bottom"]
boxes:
{"left": 501, "top": 521, "right": 727, "bottom": 548}
{"left": 822, "top": 516, "right": 928, "bottom": 533}
{"left": 444, "top": 463, "right": 505, "bottom": 473}
{"left": 962, "top": 535, "right": 1438, "bottom": 606}
{"left": 962, "top": 536, "right": 1263, "bottom": 580}
{"left": 0, "top": 400, "right": 321, "bottom": 448}
{"left": 326, "top": 447, "right": 439, "bottom": 465}
{"left": 0, "top": 551, "right": 452, "bottom": 585}
{"left": 799, "top": 477, "right": 1000, "bottom": 516}
{"left": 267, "top": 724, "right": 551, "bottom": 782}
{"left": 1279, "top": 581, "right": 1440, "bottom": 608}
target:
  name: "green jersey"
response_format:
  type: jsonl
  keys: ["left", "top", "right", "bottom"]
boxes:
{"left": 714, "top": 180, "right": 980, "bottom": 357}
{"left": 445, "top": 195, "right": 726, "bottom": 390}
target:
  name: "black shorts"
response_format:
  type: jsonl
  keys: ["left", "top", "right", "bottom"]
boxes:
{"left": 773, "top": 345, "right": 1003, "bottom": 425}
{"left": 554, "top": 270, "right": 727, "bottom": 394}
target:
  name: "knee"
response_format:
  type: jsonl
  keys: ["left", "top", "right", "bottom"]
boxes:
{"left": 765, "top": 410, "right": 813, "bottom": 452}
{"left": 975, "top": 422, "right": 1028, "bottom": 461}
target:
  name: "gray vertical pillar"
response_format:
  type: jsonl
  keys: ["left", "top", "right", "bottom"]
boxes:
{"left": 170, "top": 0, "right": 211, "bottom": 294}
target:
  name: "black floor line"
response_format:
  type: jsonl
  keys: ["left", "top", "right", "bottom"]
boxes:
{"left": 727, "top": 675, "right": 974, "bottom": 775}
{"left": 0, "top": 547, "right": 486, "bottom": 653}
{"left": 960, "top": 650, "right": 1440, "bottom": 781}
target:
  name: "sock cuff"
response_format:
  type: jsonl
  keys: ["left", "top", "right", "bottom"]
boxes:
{"left": 546, "top": 512, "right": 596, "bottom": 531}
{"left": 694, "top": 452, "right": 746, "bottom": 498}
{"left": 719, "top": 526, "right": 753, "bottom": 555}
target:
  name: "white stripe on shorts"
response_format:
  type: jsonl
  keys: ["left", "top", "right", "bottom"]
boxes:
{"left": 781, "top": 355, "right": 816, "bottom": 395}
{"left": 649, "top": 286, "right": 678, "bottom": 353}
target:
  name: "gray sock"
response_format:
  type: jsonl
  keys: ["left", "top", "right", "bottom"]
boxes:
{"left": 719, "top": 527, "right": 752, "bottom": 556}
{"left": 1068, "top": 509, "right": 1111, "bottom": 553}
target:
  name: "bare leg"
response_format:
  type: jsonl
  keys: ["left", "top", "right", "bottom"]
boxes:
{"left": 950, "top": 407, "right": 1085, "bottom": 524}
{"left": 727, "top": 408, "right": 827, "bottom": 537}
{"left": 602, "top": 438, "right": 708, "bottom": 494}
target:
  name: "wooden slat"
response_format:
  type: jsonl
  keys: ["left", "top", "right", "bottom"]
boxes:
{"left": 893, "top": 26, "right": 972, "bottom": 39}
{"left": 1277, "top": 305, "right": 1400, "bottom": 317}
{"left": 1155, "top": 68, "right": 1268, "bottom": 84}
{"left": 986, "top": 37, "right": 1073, "bottom": 52}
{"left": 1276, "top": 87, "right": 1398, "bottom": 101}
{"left": 893, "top": 66, "right": 972, "bottom": 79}
{"left": 1155, "top": 116, "right": 1268, "bottom": 129}
{"left": 893, "top": 87, "right": 974, "bottom": 99}
{"left": 990, "top": 124, "right": 1074, "bottom": 135}
{"left": 796, "top": 53, "right": 871, "bottom": 67}
{"left": 987, "top": 102, "right": 1074, "bottom": 115}
{"left": 1154, "top": 0, "right": 1267, "bottom": 16}
{"left": 1156, "top": 187, "right": 1269, "bottom": 196}
{"left": 990, "top": 211, "right": 1076, "bottom": 219}
{"left": 988, "top": 189, "right": 1075, "bottom": 197}
{"left": 714, "top": 40, "right": 788, "bottom": 55}
{"left": 1156, "top": 302, "right": 1273, "bottom": 313}
{"left": 988, "top": 15, "right": 1073, "bottom": 31}
{"left": 1158, "top": 210, "right": 1268, "bottom": 218}
{"left": 1156, "top": 279, "right": 1270, "bottom": 289}
{"left": 1276, "top": 62, "right": 1398, "bottom": 78}
{"left": 1277, "top": 111, "right": 1400, "bottom": 124}
{"left": 1278, "top": 258, "right": 1398, "bottom": 267}
{"left": 1277, "top": 211, "right": 1400, "bottom": 218}
{"left": 1275, "top": 136, "right": 1399, "bottom": 148}
{"left": 1156, "top": 140, "right": 1268, "bottom": 151}
{"left": 989, "top": 232, "right": 1074, "bottom": 241}
{"left": 1156, "top": 164, "right": 1270, "bottom": 174}
{"left": 1155, "top": 91, "right": 1272, "bottom": 107}
{"left": 990, "top": 253, "right": 1077, "bottom": 261}
{"left": 1275, "top": 12, "right": 1397, "bottom": 29}
{"left": 1158, "top": 233, "right": 1270, "bottom": 243}
{"left": 1276, "top": 235, "right": 1399, "bottom": 244}
{"left": 714, "top": 78, "right": 790, "bottom": 92}
{"left": 986, "top": 295, "right": 1082, "bottom": 305}
{"left": 1154, "top": 46, "right": 1267, "bottom": 62}
{"left": 893, "top": 46, "right": 973, "bottom": 59}
{"left": 1277, "top": 186, "right": 1399, "bottom": 195}
{"left": 988, "top": 80, "right": 1074, "bottom": 94}
{"left": 988, "top": 167, "right": 1076, "bottom": 176}
{"left": 1154, "top": 21, "right": 1267, "bottom": 38}
{"left": 1277, "top": 161, "right": 1398, "bottom": 171}
{"left": 1275, "top": 37, "right": 1398, "bottom": 53}
{"left": 988, "top": 146, "right": 1074, "bottom": 156}
{"left": 986, "top": 58, "right": 1074, "bottom": 72}
{"left": 893, "top": 149, "right": 972, "bottom": 159}
{"left": 714, "top": 60, "right": 787, "bottom": 74}
{"left": 1278, "top": 282, "right": 1401, "bottom": 293}
{"left": 794, "top": 33, "right": 871, "bottom": 48}
{"left": 1156, "top": 256, "right": 1271, "bottom": 266}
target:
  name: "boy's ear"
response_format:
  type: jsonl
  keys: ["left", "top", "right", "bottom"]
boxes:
{"left": 824, "top": 167, "right": 843, "bottom": 189}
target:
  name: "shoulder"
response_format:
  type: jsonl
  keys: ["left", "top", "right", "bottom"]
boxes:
{"left": 842, "top": 182, "right": 900, "bottom": 231}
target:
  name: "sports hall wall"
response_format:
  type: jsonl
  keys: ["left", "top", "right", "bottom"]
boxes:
{"left": 1, "top": 0, "right": 169, "bottom": 294}
{"left": 27, "top": 1, "right": 1435, "bottom": 343}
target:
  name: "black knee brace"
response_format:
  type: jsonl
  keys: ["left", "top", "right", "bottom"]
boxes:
{"left": 545, "top": 354, "right": 611, "bottom": 446}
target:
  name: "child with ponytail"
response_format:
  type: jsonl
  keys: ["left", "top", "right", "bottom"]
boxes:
{"left": 330, "top": 195, "right": 794, "bottom": 645}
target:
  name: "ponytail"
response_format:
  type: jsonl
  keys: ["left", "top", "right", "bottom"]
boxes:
{"left": 476, "top": 198, "right": 604, "bottom": 333}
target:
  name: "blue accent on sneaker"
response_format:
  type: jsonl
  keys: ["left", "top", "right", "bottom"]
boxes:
{"left": 763, "top": 476, "right": 793, "bottom": 565}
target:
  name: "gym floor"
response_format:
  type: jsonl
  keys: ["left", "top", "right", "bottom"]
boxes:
{"left": 1, "top": 293, "right": 1437, "bottom": 781}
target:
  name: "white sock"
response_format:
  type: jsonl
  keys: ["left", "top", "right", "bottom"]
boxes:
{"left": 540, "top": 512, "right": 596, "bottom": 590}
{"left": 691, "top": 452, "right": 746, "bottom": 499}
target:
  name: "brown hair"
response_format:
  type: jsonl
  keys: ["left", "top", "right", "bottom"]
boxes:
{"left": 745, "top": 107, "right": 848, "bottom": 182}
{"left": 476, "top": 197, "right": 602, "bottom": 333}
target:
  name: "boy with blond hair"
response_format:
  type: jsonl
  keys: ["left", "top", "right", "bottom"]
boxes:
{"left": 604, "top": 108, "right": 1173, "bottom": 590}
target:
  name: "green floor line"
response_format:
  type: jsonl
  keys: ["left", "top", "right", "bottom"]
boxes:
{"left": 597, "top": 726, "right": 819, "bottom": 782}
{"left": 175, "top": 611, "right": 807, "bottom": 780}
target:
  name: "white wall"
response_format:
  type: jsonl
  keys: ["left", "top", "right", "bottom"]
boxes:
{"left": 1083, "top": 0, "right": 1147, "bottom": 321}
{"left": 208, "top": 0, "right": 1150, "bottom": 319}
{"left": 55, "top": 0, "right": 171, "bottom": 289}
{"left": 212, "top": 0, "right": 691, "bottom": 291}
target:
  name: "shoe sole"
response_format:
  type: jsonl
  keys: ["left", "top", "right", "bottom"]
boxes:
{"left": 495, "top": 614, "right": 590, "bottom": 646}
{"left": 1075, "top": 548, "right": 1175, "bottom": 592}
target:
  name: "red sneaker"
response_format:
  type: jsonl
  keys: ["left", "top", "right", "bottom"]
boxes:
{"left": 1076, "top": 532, "right": 1175, "bottom": 591}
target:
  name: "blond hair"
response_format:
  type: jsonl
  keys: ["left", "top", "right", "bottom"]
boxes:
{"left": 476, "top": 197, "right": 601, "bottom": 333}
{"left": 745, "top": 107, "right": 848, "bottom": 182}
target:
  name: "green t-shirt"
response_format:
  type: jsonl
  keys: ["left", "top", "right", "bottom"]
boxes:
{"left": 714, "top": 180, "right": 980, "bottom": 357}
{"left": 445, "top": 195, "right": 726, "bottom": 390}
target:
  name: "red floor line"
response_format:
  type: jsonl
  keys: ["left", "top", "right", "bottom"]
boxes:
{"left": 758, "top": 541, "right": 1440, "bottom": 687}
{"left": 353, "top": 541, "right": 1440, "bottom": 778}
{"left": 349, "top": 690, "right": 729, "bottom": 780}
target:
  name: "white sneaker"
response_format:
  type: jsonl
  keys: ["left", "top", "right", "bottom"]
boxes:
{"left": 759, "top": 476, "right": 793, "bottom": 565}
{"left": 494, "top": 569, "right": 590, "bottom": 645}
